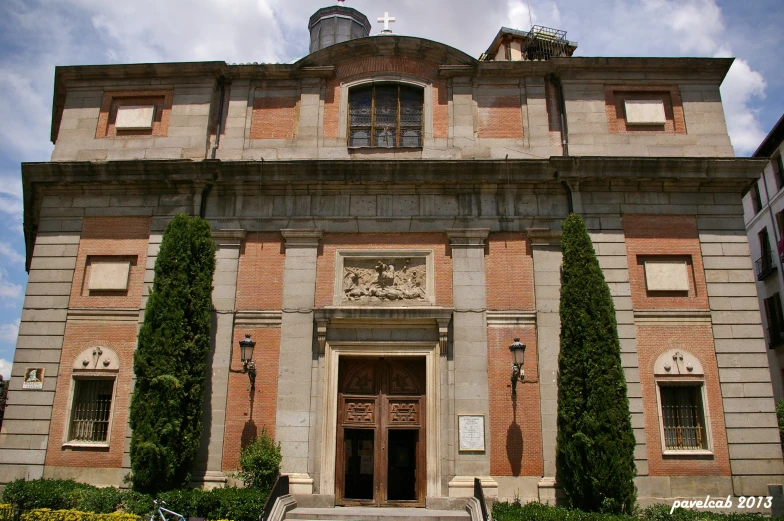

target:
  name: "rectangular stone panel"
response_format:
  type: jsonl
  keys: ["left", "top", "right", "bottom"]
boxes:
{"left": 624, "top": 99, "right": 666, "bottom": 125}
{"left": 88, "top": 261, "right": 131, "bottom": 291}
{"left": 644, "top": 261, "right": 689, "bottom": 291}
{"left": 114, "top": 105, "right": 155, "bottom": 130}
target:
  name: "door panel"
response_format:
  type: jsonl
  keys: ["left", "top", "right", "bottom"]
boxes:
{"left": 336, "top": 357, "right": 425, "bottom": 507}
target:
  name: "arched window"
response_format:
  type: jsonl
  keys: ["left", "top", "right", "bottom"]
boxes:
{"left": 348, "top": 84, "right": 423, "bottom": 148}
{"left": 653, "top": 349, "right": 712, "bottom": 453}
{"left": 66, "top": 346, "right": 120, "bottom": 446}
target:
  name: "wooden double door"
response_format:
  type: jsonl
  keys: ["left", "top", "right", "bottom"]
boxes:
{"left": 336, "top": 357, "right": 426, "bottom": 506}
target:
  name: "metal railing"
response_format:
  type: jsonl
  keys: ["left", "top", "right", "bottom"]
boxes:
{"left": 756, "top": 250, "right": 777, "bottom": 280}
{"left": 473, "top": 478, "right": 489, "bottom": 521}
{"left": 259, "top": 475, "right": 289, "bottom": 521}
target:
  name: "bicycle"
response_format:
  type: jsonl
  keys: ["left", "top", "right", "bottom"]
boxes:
{"left": 149, "top": 499, "right": 186, "bottom": 521}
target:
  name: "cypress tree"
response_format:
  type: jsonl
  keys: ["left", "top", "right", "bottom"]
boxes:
{"left": 129, "top": 214, "right": 216, "bottom": 493}
{"left": 556, "top": 213, "right": 637, "bottom": 513}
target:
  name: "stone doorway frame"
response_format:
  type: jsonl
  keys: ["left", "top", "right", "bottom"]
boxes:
{"left": 320, "top": 341, "right": 442, "bottom": 500}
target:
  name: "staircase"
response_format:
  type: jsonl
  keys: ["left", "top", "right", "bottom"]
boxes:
{"left": 284, "top": 506, "right": 471, "bottom": 521}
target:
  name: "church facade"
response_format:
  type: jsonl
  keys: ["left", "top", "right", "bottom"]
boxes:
{"left": 1, "top": 5, "right": 783, "bottom": 507}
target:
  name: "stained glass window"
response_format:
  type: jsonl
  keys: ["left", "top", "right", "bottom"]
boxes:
{"left": 349, "top": 84, "right": 423, "bottom": 147}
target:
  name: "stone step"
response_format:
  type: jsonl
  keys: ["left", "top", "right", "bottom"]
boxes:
{"left": 285, "top": 507, "right": 470, "bottom": 521}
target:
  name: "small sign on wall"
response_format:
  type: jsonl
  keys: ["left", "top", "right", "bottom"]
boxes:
{"left": 23, "top": 368, "right": 45, "bottom": 390}
{"left": 458, "top": 414, "right": 486, "bottom": 452}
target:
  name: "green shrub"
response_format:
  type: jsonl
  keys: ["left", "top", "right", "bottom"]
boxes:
{"left": 236, "top": 428, "right": 282, "bottom": 492}
{"left": 556, "top": 214, "right": 637, "bottom": 514}
{"left": 1, "top": 480, "right": 265, "bottom": 521}
{"left": 2, "top": 479, "right": 91, "bottom": 511}
{"left": 777, "top": 399, "right": 784, "bottom": 450}
{"left": 492, "top": 501, "right": 783, "bottom": 521}
{"left": 129, "top": 214, "right": 216, "bottom": 493}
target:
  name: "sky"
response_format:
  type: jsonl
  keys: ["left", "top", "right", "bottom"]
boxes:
{"left": 0, "top": 0, "right": 782, "bottom": 379}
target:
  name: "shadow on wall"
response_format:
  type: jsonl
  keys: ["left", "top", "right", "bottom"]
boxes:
{"left": 507, "top": 400, "right": 523, "bottom": 476}
{"left": 241, "top": 419, "right": 258, "bottom": 450}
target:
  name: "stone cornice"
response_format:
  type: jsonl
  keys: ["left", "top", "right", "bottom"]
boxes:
{"left": 234, "top": 310, "right": 283, "bottom": 328}
{"left": 526, "top": 228, "right": 562, "bottom": 246}
{"left": 633, "top": 309, "right": 713, "bottom": 325}
{"left": 486, "top": 311, "right": 537, "bottom": 328}
{"left": 211, "top": 229, "right": 246, "bottom": 247}
{"left": 67, "top": 308, "right": 140, "bottom": 323}
{"left": 280, "top": 229, "right": 324, "bottom": 248}
{"left": 446, "top": 228, "right": 490, "bottom": 247}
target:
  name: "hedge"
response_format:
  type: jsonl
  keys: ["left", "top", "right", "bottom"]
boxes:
{"left": 20, "top": 510, "right": 140, "bottom": 521}
{"left": 2, "top": 480, "right": 265, "bottom": 521}
{"left": 493, "top": 502, "right": 784, "bottom": 521}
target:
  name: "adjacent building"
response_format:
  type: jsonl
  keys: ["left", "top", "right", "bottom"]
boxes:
{"left": 1, "top": 4, "right": 782, "bottom": 508}
{"left": 743, "top": 114, "right": 784, "bottom": 401}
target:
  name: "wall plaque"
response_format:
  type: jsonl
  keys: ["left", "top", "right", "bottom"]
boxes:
{"left": 23, "top": 367, "right": 45, "bottom": 390}
{"left": 458, "top": 414, "right": 485, "bottom": 452}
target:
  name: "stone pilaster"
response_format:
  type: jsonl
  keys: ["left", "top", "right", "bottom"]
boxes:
{"left": 276, "top": 229, "right": 323, "bottom": 492}
{"left": 527, "top": 228, "right": 562, "bottom": 503}
{"left": 445, "top": 229, "right": 496, "bottom": 496}
{"left": 0, "top": 218, "right": 82, "bottom": 486}
{"left": 192, "top": 229, "right": 246, "bottom": 488}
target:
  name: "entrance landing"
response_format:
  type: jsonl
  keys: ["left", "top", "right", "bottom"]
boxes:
{"left": 285, "top": 507, "right": 471, "bottom": 521}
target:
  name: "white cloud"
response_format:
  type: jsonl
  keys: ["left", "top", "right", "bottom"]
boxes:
{"left": 0, "top": 319, "right": 19, "bottom": 345}
{"left": 721, "top": 58, "right": 767, "bottom": 156}
{"left": 0, "top": 268, "right": 22, "bottom": 305}
{"left": 507, "top": 0, "right": 562, "bottom": 30}
{"left": 0, "top": 242, "right": 24, "bottom": 265}
{"left": 0, "top": 358, "right": 11, "bottom": 380}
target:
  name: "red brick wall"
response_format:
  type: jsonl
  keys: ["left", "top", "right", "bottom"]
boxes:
{"left": 314, "top": 233, "right": 453, "bottom": 308}
{"left": 235, "top": 233, "right": 285, "bottom": 311}
{"left": 623, "top": 215, "right": 709, "bottom": 310}
{"left": 636, "top": 325, "right": 730, "bottom": 476}
{"left": 70, "top": 217, "right": 151, "bottom": 309}
{"left": 487, "top": 327, "right": 543, "bottom": 476}
{"left": 223, "top": 326, "right": 281, "bottom": 471}
{"left": 250, "top": 94, "right": 298, "bottom": 140}
{"left": 96, "top": 90, "right": 173, "bottom": 138}
{"left": 486, "top": 233, "right": 535, "bottom": 310}
{"left": 605, "top": 85, "right": 686, "bottom": 134}
{"left": 322, "top": 56, "right": 449, "bottom": 139}
{"left": 478, "top": 89, "right": 523, "bottom": 139}
{"left": 45, "top": 323, "right": 137, "bottom": 469}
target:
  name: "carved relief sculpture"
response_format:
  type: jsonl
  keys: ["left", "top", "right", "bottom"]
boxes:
{"left": 342, "top": 257, "right": 427, "bottom": 305}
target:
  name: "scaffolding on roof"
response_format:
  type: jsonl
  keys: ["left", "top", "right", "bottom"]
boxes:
{"left": 521, "top": 25, "right": 571, "bottom": 61}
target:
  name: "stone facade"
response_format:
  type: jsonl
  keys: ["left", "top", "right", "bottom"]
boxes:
{"left": 1, "top": 8, "right": 781, "bottom": 509}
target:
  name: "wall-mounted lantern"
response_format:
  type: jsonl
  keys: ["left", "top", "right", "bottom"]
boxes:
{"left": 239, "top": 334, "right": 257, "bottom": 389}
{"left": 509, "top": 338, "right": 526, "bottom": 398}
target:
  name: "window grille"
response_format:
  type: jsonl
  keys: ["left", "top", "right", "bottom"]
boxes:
{"left": 349, "top": 85, "right": 423, "bottom": 148}
{"left": 69, "top": 379, "right": 114, "bottom": 443}
{"left": 660, "top": 385, "right": 706, "bottom": 450}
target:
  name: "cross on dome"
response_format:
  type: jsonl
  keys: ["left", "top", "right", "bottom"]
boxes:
{"left": 378, "top": 11, "right": 395, "bottom": 32}
{"left": 337, "top": 0, "right": 345, "bottom": 5}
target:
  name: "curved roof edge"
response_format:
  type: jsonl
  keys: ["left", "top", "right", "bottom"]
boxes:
{"left": 295, "top": 34, "right": 478, "bottom": 68}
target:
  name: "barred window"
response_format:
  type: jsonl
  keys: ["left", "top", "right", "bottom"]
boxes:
{"left": 349, "top": 84, "right": 423, "bottom": 148}
{"left": 69, "top": 378, "right": 114, "bottom": 443}
{"left": 659, "top": 385, "right": 706, "bottom": 451}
